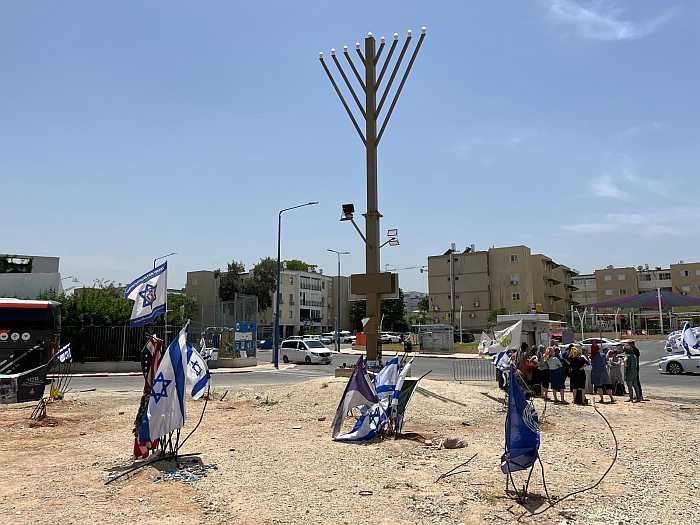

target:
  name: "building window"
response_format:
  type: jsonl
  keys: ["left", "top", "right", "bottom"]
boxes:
{"left": 469, "top": 313, "right": 476, "bottom": 319}
{"left": 473, "top": 300, "right": 480, "bottom": 307}
{"left": 605, "top": 290, "right": 613, "bottom": 296}
{"left": 510, "top": 254, "right": 519, "bottom": 263}
{"left": 290, "top": 277, "right": 294, "bottom": 284}
{"left": 512, "top": 293, "right": 520, "bottom": 301}
{"left": 640, "top": 274, "right": 651, "bottom": 281}
{"left": 289, "top": 293, "right": 294, "bottom": 305}
{"left": 683, "top": 270, "right": 690, "bottom": 277}
{"left": 455, "top": 276, "right": 459, "bottom": 280}
{"left": 510, "top": 274, "right": 520, "bottom": 285}
{"left": 604, "top": 275, "right": 612, "bottom": 281}
{"left": 617, "top": 274, "right": 626, "bottom": 281}
{"left": 659, "top": 272, "right": 671, "bottom": 280}
{"left": 619, "top": 289, "right": 627, "bottom": 295}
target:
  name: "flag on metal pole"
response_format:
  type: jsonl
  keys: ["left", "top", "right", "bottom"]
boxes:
{"left": 137, "top": 323, "right": 188, "bottom": 443}
{"left": 501, "top": 366, "right": 540, "bottom": 474}
{"left": 681, "top": 322, "right": 700, "bottom": 357}
{"left": 124, "top": 263, "right": 168, "bottom": 326}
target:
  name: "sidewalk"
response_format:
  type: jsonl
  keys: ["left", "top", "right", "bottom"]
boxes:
{"left": 49, "top": 362, "right": 287, "bottom": 379}
{"left": 338, "top": 348, "right": 482, "bottom": 360}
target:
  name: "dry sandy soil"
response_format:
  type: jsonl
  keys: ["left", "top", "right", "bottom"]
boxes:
{"left": 1, "top": 378, "right": 698, "bottom": 525}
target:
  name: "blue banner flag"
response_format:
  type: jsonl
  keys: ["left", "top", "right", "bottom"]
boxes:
{"left": 501, "top": 366, "right": 540, "bottom": 474}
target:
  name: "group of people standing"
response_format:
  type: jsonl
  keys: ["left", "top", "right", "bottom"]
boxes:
{"left": 497, "top": 340, "right": 645, "bottom": 405}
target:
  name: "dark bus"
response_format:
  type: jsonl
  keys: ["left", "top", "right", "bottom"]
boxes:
{"left": 0, "top": 299, "right": 61, "bottom": 375}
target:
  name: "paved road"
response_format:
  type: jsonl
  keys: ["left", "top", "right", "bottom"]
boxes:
{"left": 67, "top": 341, "right": 698, "bottom": 399}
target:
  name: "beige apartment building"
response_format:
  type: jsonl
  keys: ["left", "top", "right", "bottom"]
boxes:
{"left": 427, "top": 245, "right": 575, "bottom": 331}
{"left": 572, "top": 261, "right": 700, "bottom": 306}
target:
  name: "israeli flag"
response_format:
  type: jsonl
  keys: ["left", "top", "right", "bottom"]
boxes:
{"left": 125, "top": 263, "right": 168, "bottom": 327}
{"left": 186, "top": 343, "right": 210, "bottom": 400}
{"left": 331, "top": 356, "right": 378, "bottom": 439}
{"left": 138, "top": 323, "right": 188, "bottom": 443}
{"left": 374, "top": 356, "right": 399, "bottom": 403}
{"left": 681, "top": 322, "right": 700, "bottom": 357}
{"left": 56, "top": 343, "right": 72, "bottom": 363}
{"left": 392, "top": 357, "right": 413, "bottom": 409}
{"left": 334, "top": 402, "right": 387, "bottom": 442}
{"left": 501, "top": 365, "right": 540, "bottom": 474}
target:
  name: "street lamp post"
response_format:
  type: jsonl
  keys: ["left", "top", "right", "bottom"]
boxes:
{"left": 273, "top": 202, "right": 319, "bottom": 369}
{"left": 154, "top": 252, "right": 177, "bottom": 269}
{"left": 327, "top": 249, "right": 349, "bottom": 353}
{"left": 320, "top": 28, "right": 426, "bottom": 364}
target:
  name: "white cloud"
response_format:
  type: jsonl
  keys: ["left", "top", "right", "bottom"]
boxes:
{"left": 546, "top": 0, "right": 675, "bottom": 41}
{"left": 562, "top": 209, "right": 698, "bottom": 237}
{"left": 590, "top": 174, "right": 630, "bottom": 199}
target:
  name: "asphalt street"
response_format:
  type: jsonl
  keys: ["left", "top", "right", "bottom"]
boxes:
{"left": 65, "top": 340, "right": 698, "bottom": 398}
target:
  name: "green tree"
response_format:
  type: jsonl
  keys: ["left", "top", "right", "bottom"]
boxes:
{"left": 488, "top": 307, "right": 508, "bottom": 327}
{"left": 218, "top": 260, "right": 246, "bottom": 301}
{"left": 41, "top": 283, "right": 132, "bottom": 327}
{"left": 418, "top": 295, "right": 429, "bottom": 312}
{"left": 348, "top": 289, "right": 409, "bottom": 332}
{"left": 165, "top": 293, "right": 198, "bottom": 325}
{"left": 244, "top": 257, "right": 277, "bottom": 311}
{"left": 283, "top": 259, "right": 316, "bottom": 272}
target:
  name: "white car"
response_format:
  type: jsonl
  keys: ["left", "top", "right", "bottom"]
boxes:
{"left": 658, "top": 352, "right": 700, "bottom": 375}
{"left": 576, "top": 338, "right": 621, "bottom": 352}
{"left": 281, "top": 339, "right": 332, "bottom": 364}
{"left": 380, "top": 332, "right": 401, "bottom": 344}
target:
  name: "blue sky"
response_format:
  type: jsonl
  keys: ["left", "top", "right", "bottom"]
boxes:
{"left": 2, "top": 1, "right": 698, "bottom": 292}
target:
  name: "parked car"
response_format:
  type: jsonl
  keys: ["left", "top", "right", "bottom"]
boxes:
{"left": 576, "top": 337, "right": 621, "bottom": 352}
{"left": 658, "top": 351, "right": 700, "bottom": 375}
{"left": 258, "top": 339, "right": 273, "bottom": 350}
{"left": 281, "top": 339, "right": 332, "bottom": 364}
{"left": 380, "top": 332, "right": 401, "bottom": 344}
{"left": 318, "top": 334, "right": 335, "bottom": 345}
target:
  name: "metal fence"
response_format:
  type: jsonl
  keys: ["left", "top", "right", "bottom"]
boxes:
{"left": 452, "top": 359, "right": 497, "bottom": 382}
{"left": 195, "top": 296, "right": 258, "bottom": 329}
{"left": 63, "top": 325, "right": 185, "bottom": 362}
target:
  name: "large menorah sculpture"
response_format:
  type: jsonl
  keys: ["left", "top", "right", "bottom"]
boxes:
{"left": 320, "top": 28, "right": 426, "bottom": 364}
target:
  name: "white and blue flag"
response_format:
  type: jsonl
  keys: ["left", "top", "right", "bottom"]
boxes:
{"left": 334, "top": 402, "right": 387, "bottom": 442}
{"left": 374, "top": 356, "right": 399, "bottom": 406}
{"left": 56, "top": 343, "right": 72, "bottom": 363}
{"left": 392, "top": 357, "right": 413, "bottom": 409}
{"left": 138, "top": 323, "right": 188, "bottom": 443}
{"left": 125, "top": 263, "right": 168, "bottom": 327}
{"left": 681, "top": 322, "right": 700, "bottom": 357}
{"left": 331, "top": 356, "right": 379, "bottom": 439}
{"left": 186, "top": 343, "right": 210, "bottom": 400}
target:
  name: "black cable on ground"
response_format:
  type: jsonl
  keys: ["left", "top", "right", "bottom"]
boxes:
{"left": 435, "top": 453, "right": 478, "bottom": 483}
{"left": 517, "top": 399, "right": 619, "bottom": 520}
{"left": 177, "top": 384, "right": 211, "bottom": 453}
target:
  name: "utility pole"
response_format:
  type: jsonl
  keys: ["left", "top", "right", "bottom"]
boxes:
{"left": 327, "top": 249, "right": 349, "bottom": 353}
{"left": 320, "top": 28, "right": 427, "bottom": 366}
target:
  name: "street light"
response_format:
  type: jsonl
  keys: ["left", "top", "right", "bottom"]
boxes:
{"left": 327, "top": 249, "right": 350, "bottom": 353}
{"left": 273, "top": 201, "right": 320, "bottom": 369}
{"left": 153, "top": 252, "right": 177, "bottom": 269}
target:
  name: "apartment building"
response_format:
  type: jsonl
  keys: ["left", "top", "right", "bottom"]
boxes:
{"left": 671, "top": 262, "right": 700, "bottom": 298}
{"left": 185, "top": 267, "right": 351, "bottom": 338}
{"left": 571, "top": 261, "right": 700, "bottom": 306}
{"left": 427, "top": 245, "right": 575, "bottom": 331}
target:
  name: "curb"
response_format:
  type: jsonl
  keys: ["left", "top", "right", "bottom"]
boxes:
{"left": 339, "top": 349, "right": 482, "bottom": 360}
{"left": 49, "top": 362, "right": 286, "bottom": 379}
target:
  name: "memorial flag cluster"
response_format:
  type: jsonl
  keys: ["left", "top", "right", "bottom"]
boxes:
{"left": 331, "top": 355, "right": 418, "bottom": 442}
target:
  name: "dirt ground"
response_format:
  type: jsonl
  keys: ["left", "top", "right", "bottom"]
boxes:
{"left": 1, "top": 378, "right": 698, "bottom": 525}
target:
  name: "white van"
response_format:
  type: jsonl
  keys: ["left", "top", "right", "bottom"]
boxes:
{"left": 281, "top": 339, "right": 332, "bottom": 364}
